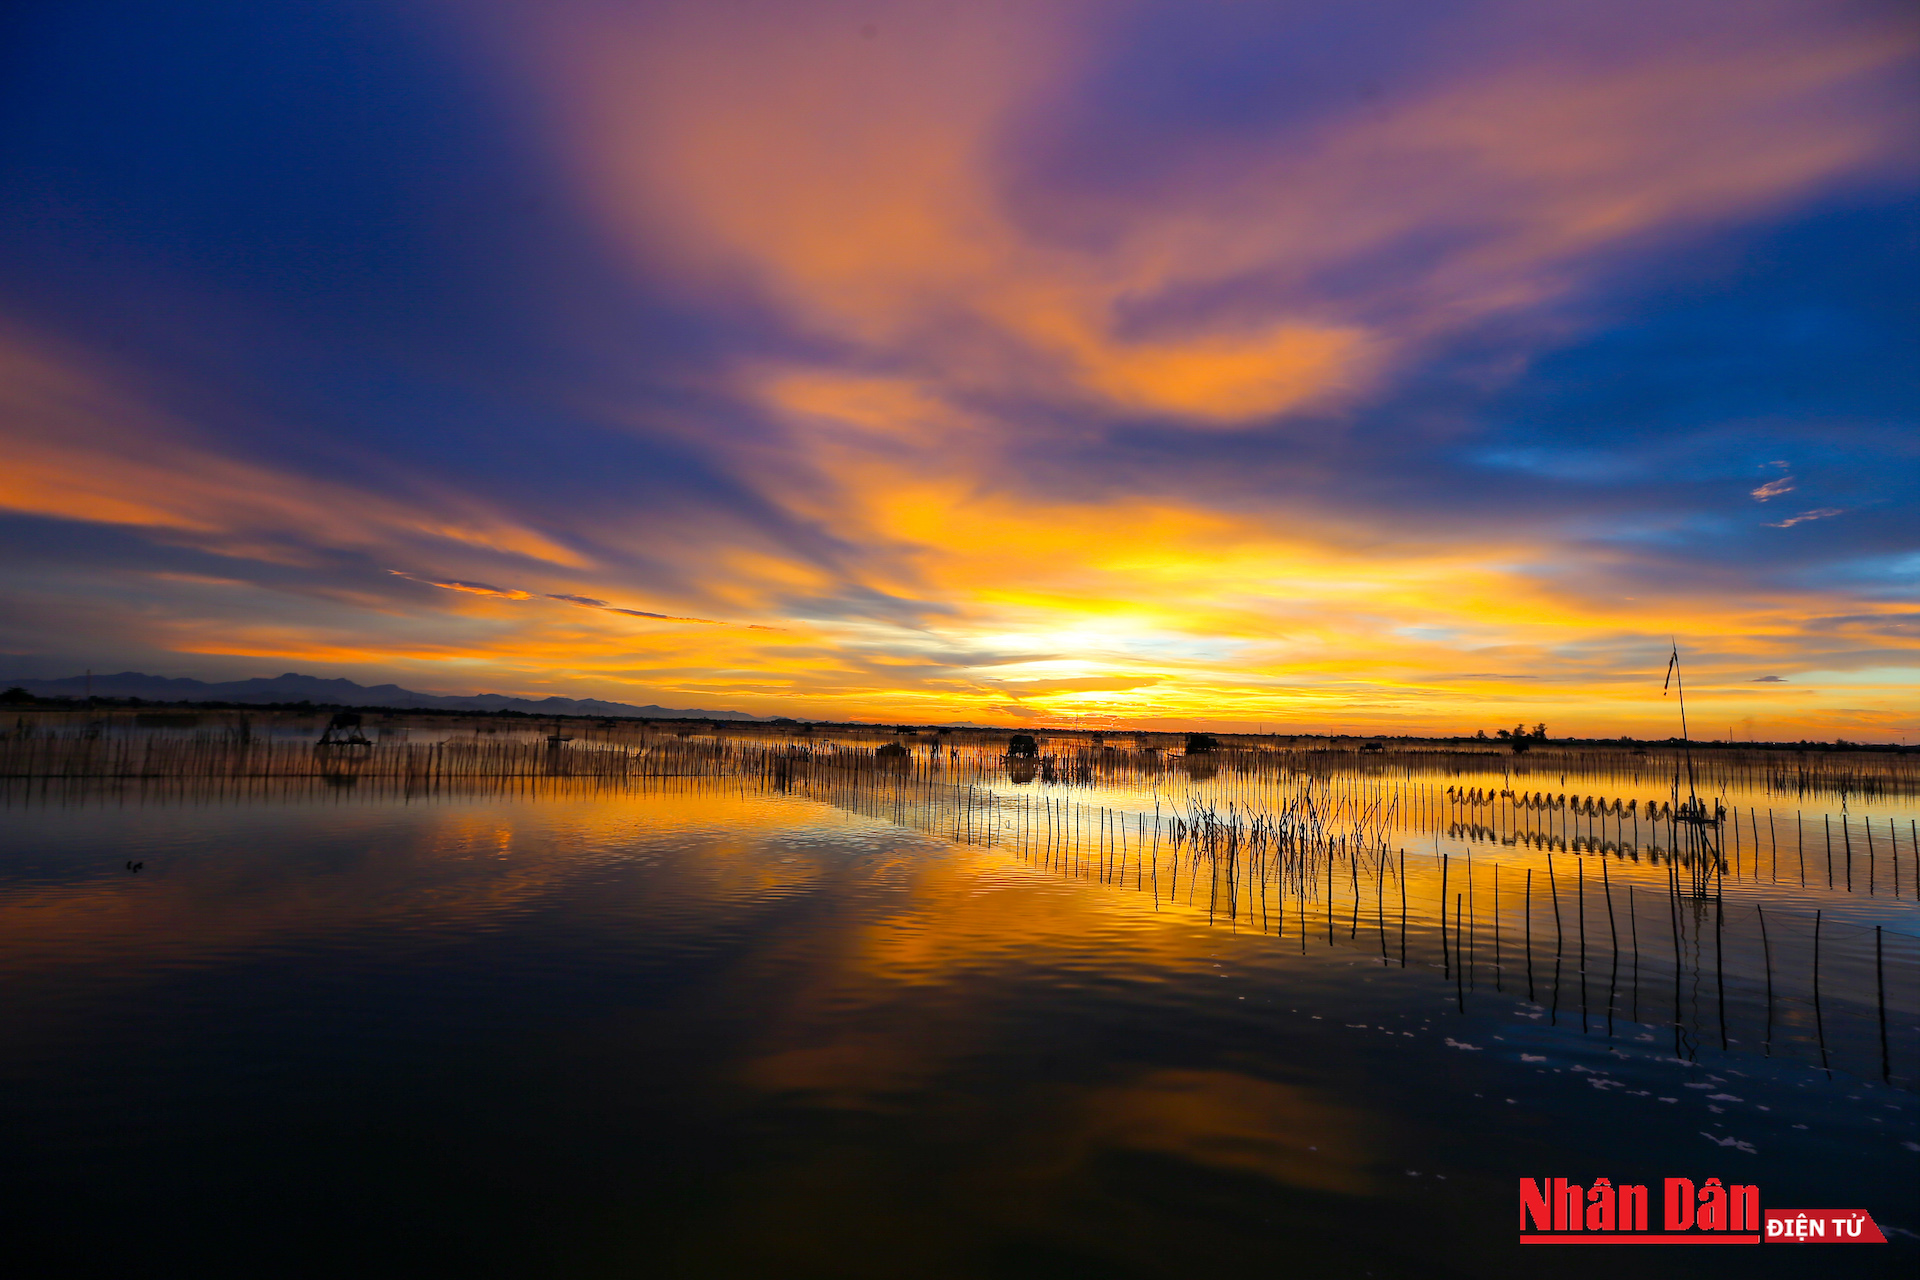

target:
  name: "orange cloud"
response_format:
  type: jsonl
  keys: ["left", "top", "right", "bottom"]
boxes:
{"left": 420, "top": 578, "right": 537, "bottom": 600}
{"left": 0, "top": 323, "right": 590, "bottom": 569}
{"left": 387, "top": 569, "right": 773, "bottom": 627}
{"left": 4, "top": 5, "right": 1912, "bottom": 740}
{"left": 527, "top": 0, "right": 1913, "bottom": 430}
{"left": 417, "top": 0, "right": 1918, "bottom": 734}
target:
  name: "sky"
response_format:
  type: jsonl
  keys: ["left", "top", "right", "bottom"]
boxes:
{"left": 0, "top": 0, "right": 1915, "bottom": 737}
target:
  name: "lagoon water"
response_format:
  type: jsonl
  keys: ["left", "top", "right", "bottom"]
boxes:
{"left": 3, "top": 763, "right": 1915, "bottom": 1277}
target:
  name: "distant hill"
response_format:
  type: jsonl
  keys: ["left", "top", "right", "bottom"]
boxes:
{"left": 3, "top": 671, "right": 767, "bottom": 720}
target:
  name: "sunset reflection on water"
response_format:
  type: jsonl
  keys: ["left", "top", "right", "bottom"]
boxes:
{"left": 2, "top": 780, "right": 1913, "bottom": 1276}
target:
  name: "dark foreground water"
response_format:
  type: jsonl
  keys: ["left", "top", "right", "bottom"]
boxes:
{"left": 2, "top": 780, "right": 1914, "bottom": 1278}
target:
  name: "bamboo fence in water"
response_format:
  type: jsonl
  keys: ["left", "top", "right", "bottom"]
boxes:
{"left": 781, "top": 763, "right": 1917, "bottom": 1088}
{"left": 4, "top": 730, "right": 1914, "bottom": 1084}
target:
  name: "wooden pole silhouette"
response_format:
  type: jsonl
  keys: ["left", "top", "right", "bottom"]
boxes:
{"left": 1758, "top": 904, "right": 1773, "bottom": 1056}
{"left": 1876, "top": 925, "right": 1889, "bottom": 1082}
{"left": 1524, "top": 867, "right": 1534, "bottom": 1001}
{"left": 1456, "top": 893, "right": 1466, "bottom": 1012}
{"left": 1813, "top": 908, "right": 1829, "bottom": 1074}
{"left": 1667, "top": 863, "right": 1685, "bottom": 1058}
{"left": 1492, "top": 867, "right": 1502, "bottom": 991}
{"left": 1714, "top": 885, "right": 1727, "bottom": 1051}
{"left": 1629, "top": 884, "right": 1640, "bottom": 1024}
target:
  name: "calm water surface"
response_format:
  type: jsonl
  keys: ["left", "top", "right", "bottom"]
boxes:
{"left": 3, "top": 779, "right": 1914, "bottom": 1277}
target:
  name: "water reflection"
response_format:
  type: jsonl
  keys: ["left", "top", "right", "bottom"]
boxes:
{"left": 1, "top": 777, "right": 1914, "bottom": 1276}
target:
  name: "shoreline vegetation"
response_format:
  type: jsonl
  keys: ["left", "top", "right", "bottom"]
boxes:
{"left": 1, "top": 691, "right": 1910, "bottom": 755}
{"left": 0, "top": 708, "right": 1913, "bottom": 797}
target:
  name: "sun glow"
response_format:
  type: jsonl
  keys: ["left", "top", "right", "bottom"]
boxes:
{"left": 0, "top": 0, "right": 1912, "bottom": 737}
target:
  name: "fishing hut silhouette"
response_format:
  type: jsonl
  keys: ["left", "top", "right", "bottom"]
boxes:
{"left": 316, "top": 712, "right": 372, "bottom": 747}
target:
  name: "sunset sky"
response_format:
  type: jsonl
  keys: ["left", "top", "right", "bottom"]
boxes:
{"left": 1, "top": 0, "right": 1914, "bottom": 736}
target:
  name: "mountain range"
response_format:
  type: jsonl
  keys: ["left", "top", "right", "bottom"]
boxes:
{"left": 3, "top": 671, "right": 768, "bottom": 720}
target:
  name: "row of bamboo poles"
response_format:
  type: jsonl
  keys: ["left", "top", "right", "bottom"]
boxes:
{"left": 1436, "top": 782, "right": 1915, "bottom": 898}
{"left": 0, "top": 732, "right": 735, "bottom": 779}
{"left": 760, "top": 742, "right": 1919, "bottom": 901}
{"left": 8, "top": 712, "right": 1917, "bottom": 799}
{"left": 779, "top": 763, "right": 1914, "bottom": 1086}
{"left": 802, "top": 737, "right": 1917, "bottom": 803}
{"left": 3, "top": 735, "right": 1913, "bottom": 1083}
{"left": 4, "top": 732, "right": 1914, "bottom": 897}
